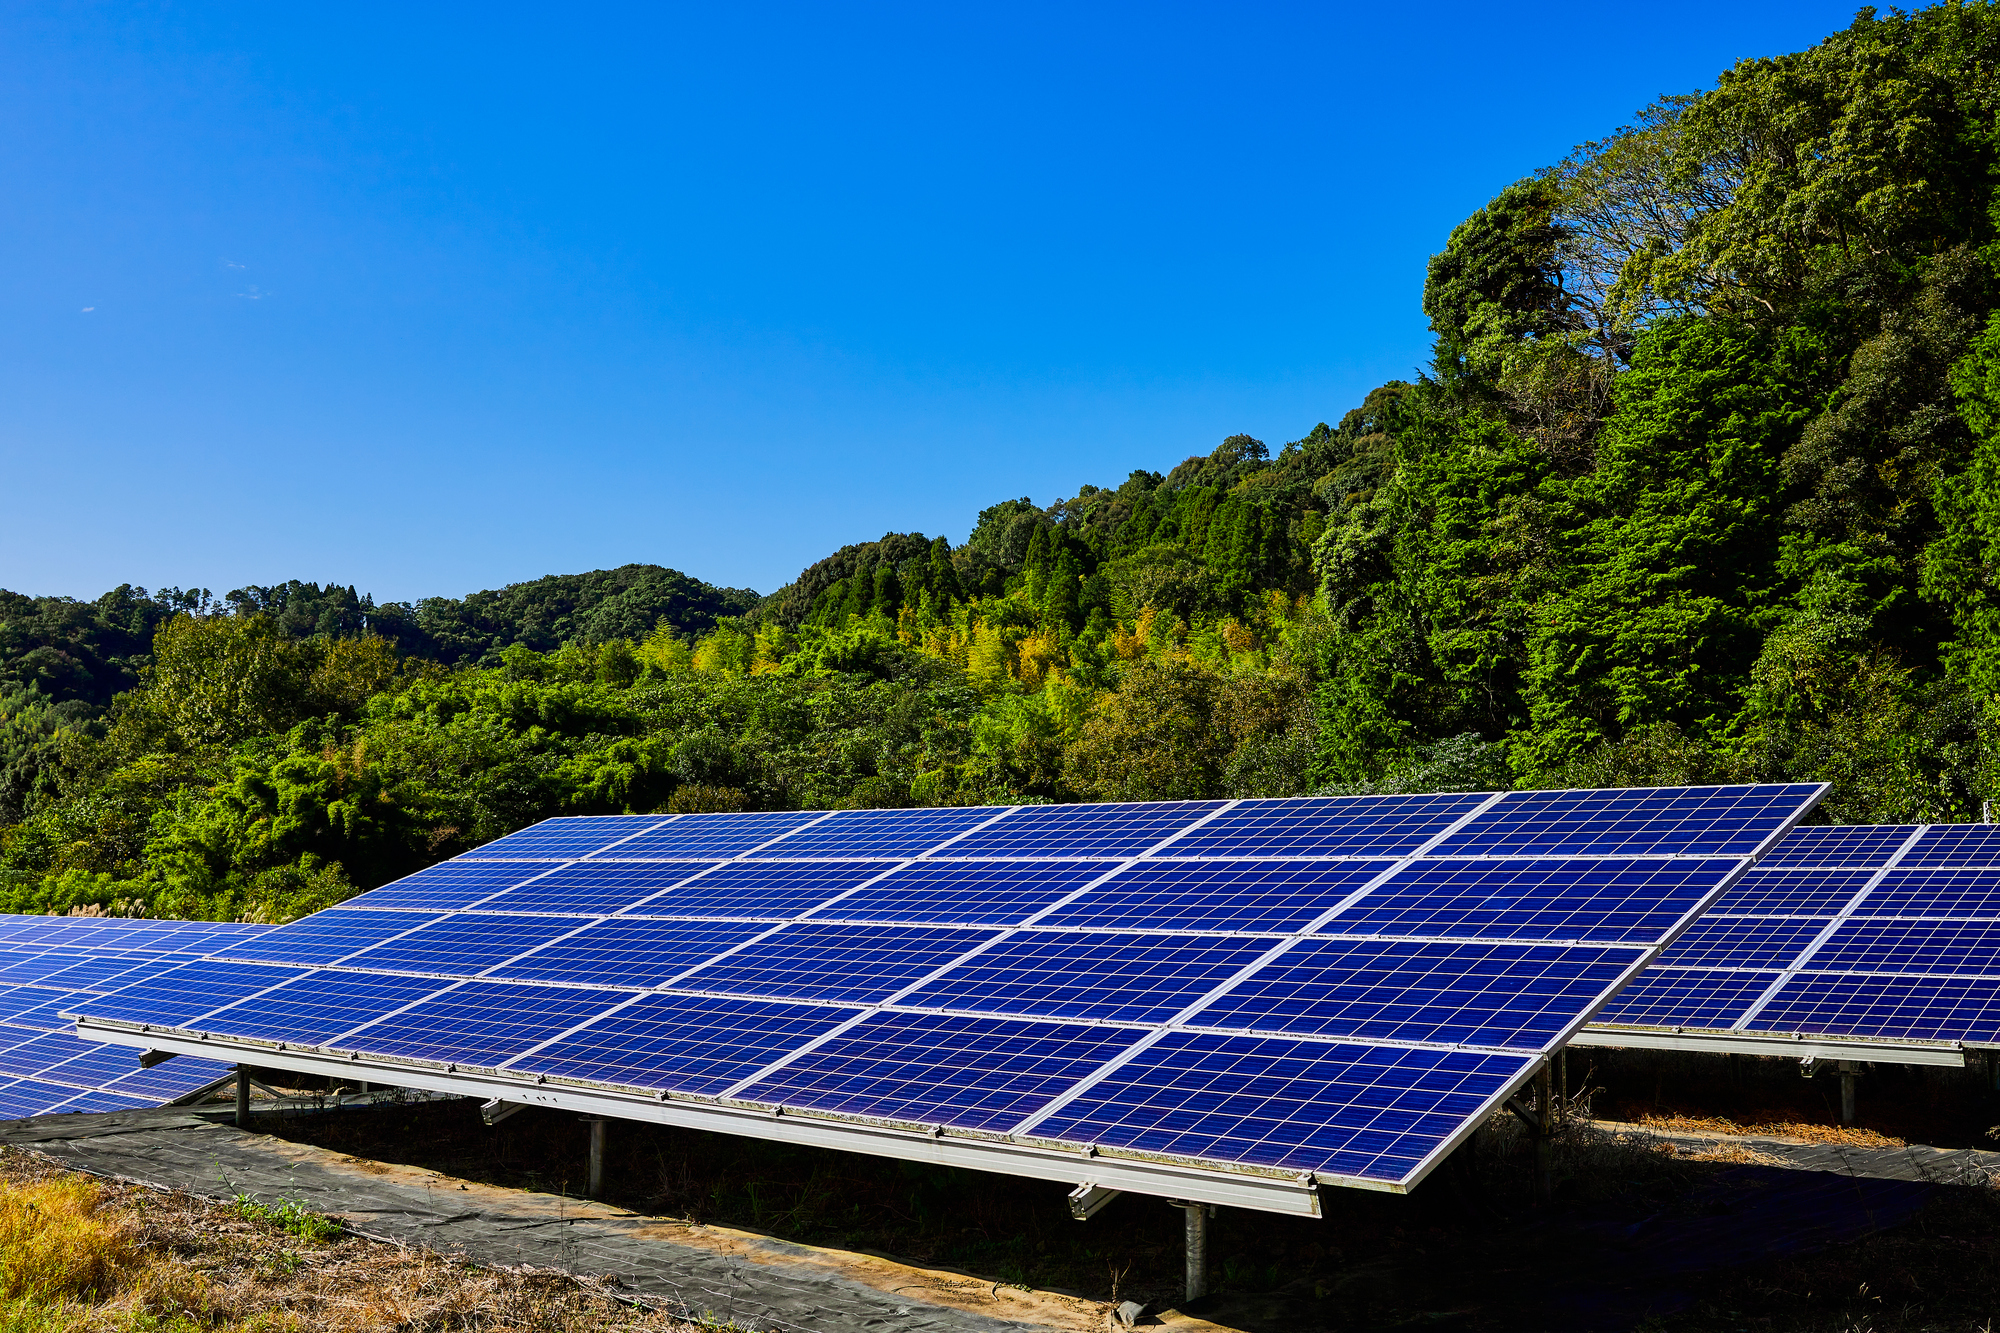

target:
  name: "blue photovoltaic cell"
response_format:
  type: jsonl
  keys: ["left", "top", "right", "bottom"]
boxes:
{"left": 899, "top": 930, "right": 1274, "bottom": 1025}
{"left": 514, "top": 992, "right": 856, "bottom": 1096}
{"left": 1190, "top": 938, "right": 1640, "bottom": 1050}
{"left": 1318, "top": 858, "right": 1741, "bottom": 945}
{"left": 1900, "top": 824, "right": 2000, "bottom": 868}
{"left": 209, "top": 910, "right": 442, "bottom": 966}
{"left": 487, "top": 918, "right": 770, "bottom": 987}
{"left": 817, "top": 861, "right": 1109, "bottom": 926}
{"left": 0, "top": 916, "right": 276, "bottom": 1120}
{"left": 1760, "top": 825, "right": 1919, "bottom": 868}
{"left": 21, "top": 957, "right": 159, "bottom": 993}
{"left": 1810, "top": 918, "right": 2000, "bottom": 974}
{"left": 743, "top": 807, "right": 1004, "bottom": 860}
{"left": 1755, "top": 974, "right": 2000, "bottom": 1042}
{"left": 477, "top": 863, "right": 721, "bottom": 916}
{"left": 6, "top": 994, "right": 98, "bottom": 1032}
{"left": 197, "top": 970, "right": 450, "bottom": 1046}
{"left": 98, "top": 1058, "right": 235, "bottom": 1101}
{"left": 735, "top": 1012, "right": 1146, "bottom": 1132}
{"left": 0, "top": 1080, "right": 96, "bottom": 1119}
{"left": 676, "top": 923, "right": 998, "bottom": 1004}
{"left": 1038, "top": 860, "right": 1391, "bottom": 933}
{"left": 1707, "top": 867, "right": 1876, "bottom": 916}
{"left": 1654, "top": 917, "right": 1831, "bottom": 970}
{"left": 1032, "top": 1033, "right": 1528, "bottom": 1181}
{"left": 42, "top": 1042, "right": 137, "bottom": 1086}
{"left": 341, "top": 981, "right": 632, "bottom": 1068}
{"left": 19, "top": 961, "right": 206, "bottom": 1026}
{"left": 633, "top": 862, "right": 902, "bottom": 918}
{"left": 1431, "top": 784, "right": 1819, "bottom": 858}
{"left": 460, "top": 815, "right": 672, "bottom": 860}
{"left": 589, "top": 811, "right": 826, "bottom": 859}
{"left": 0, "top": 955, "right": 104, "bottom": 985}
{"left": 342, "top": 861, "right": 557, "bottom": 911}
{"left": 70, "top": 960, "right": 300, "bottom": 1029}
{"left": 1593, "top": 967, "right": 1779, "bottom": 1030}
{"left": 0, "top": 1033, "right": 101, "bottom": 1078}
{"left": 337, "top": 914, "right": 583, "bottom": 976}
{"left": 1165, "top": 794, "right": 1489, "bottom": 859}
{"left": 1859, "top": 867, "right": 2000, "bottom": 918}
{"left": 0, "top": 988, "right": 65, "bottom": 1028}
{"left": 54, "top": 1089, "right": 150, "bottom": 1113}
{"left": 943, "top": 801, "right": 1227, "bottom": 860}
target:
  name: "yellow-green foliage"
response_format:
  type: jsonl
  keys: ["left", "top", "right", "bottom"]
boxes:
{"left": 0, "top": 1177, "right": 136, "bottom": 1304}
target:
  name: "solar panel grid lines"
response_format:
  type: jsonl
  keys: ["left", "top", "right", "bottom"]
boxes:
{"left": 461, "top": 814, "right": 678, "bottom": 861}
{"left": 908, "top": 805, "right": 1026, "bottom": 857}
{"left": 705, "top": 801, "right": 1259, "bottom": 1105}
{"left": 1731, "top": 823, "right": 1931, "bottom": 1030}
{"left": 1430, "top": 783, "right": 1826, "bottom": 859}
{"left": 1758, "top": 825, "right": 1924, "bottom": 869}
{"left": 0, "top": 918, "right": 272, "bottom": 1116}
{"left": 59, "top": 784, "right": 1827, "bottom": 1198}
{"left": 1901, "top": 823, "right": 2000, "bottom": 868}
{"left": 1006, "top": 788, "right": 1519, "bottom": 1141}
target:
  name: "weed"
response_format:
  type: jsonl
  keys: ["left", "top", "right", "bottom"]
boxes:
{"left": 228, "top": 1193, "right": 343, "bottom": 1244}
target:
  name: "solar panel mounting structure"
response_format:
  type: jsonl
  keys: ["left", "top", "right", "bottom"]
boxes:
{"left": 1576, "top": 822, "right": 2000, "bottom": 1069}
{"left": 69, "top": 785, "right": 1821, "bottom": 1238}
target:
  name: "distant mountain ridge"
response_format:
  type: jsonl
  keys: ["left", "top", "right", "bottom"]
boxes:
{"left": 0, "top": 563, "right": 761, "bottom": 709}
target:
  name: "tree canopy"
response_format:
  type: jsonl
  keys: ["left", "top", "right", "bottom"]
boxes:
{"left": 10, "top": 3, "right": 2000, "bottom": 922}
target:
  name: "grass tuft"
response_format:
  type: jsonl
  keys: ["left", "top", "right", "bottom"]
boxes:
{"left": 0, "top": 1178, "right": 137, "bottom": 1305}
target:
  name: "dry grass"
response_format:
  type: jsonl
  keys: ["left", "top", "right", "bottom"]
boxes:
{"left": 1636, "top": 1112, "right": 1907, "bottom": 1149}
{"left": 0, "top": 1147, "right": 717, "bottom": 1332}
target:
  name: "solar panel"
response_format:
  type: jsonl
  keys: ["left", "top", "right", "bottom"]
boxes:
{"left": 460, "top": 815, "right": 673, "bottom": 860}
{"left": 1314, "top": 858, "right": 1741, "bottom": 943}
{"left": 734, "top": 1011, "right": 1147, "bottom": 1132}
{"left": 1585, "top": 821, "right": 2000, "bottom": 1052}
{"left": 1026, "top": 1035, "right": 1528, "bottom": 1182}
{"left": 941, "top": 801, "right": 1228, "bottom": 859}
{"left": 64, "top": 783, "right": 1822, "bottom": 1205}
{"left": 1758, "top": 825, "right": 1920, "bottom": 868}
{"left": 741, "top": 806, "right": 1007, "bottom": 859}
{"left": 1430, "top": 784, "right": 1824, "bottom": 858}
{"left": 812, "top": 861, "right": 1109, "bottom": 926}
{"left": 478, "top": 863, "right": 722, "bottom": 916}
{"left": 629, "top": 861, "right": 903, "bottom": 918}
{"left": 1034, "top": 860, "right": 1393, "bottom": 933}
{"left": 1163, "top": 793, "right": 1489, "bottom": 859}
{"left": 0, "top": 916, "right": 266, "bottom": 1116}
{"left": 588, "top": 812, "right": 827, "bottom": 860}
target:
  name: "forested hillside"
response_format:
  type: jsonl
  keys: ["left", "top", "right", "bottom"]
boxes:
{"left": 8, "top": 3, "right": 2000, "bottom": 922}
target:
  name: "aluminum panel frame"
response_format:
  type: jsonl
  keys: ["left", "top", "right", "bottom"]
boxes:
{"left": 75, "top": 1018, "right": 1327, "bottom": 1215}
{"left": 1567, "top": 1025, "right": 1967, "bottom": 1067}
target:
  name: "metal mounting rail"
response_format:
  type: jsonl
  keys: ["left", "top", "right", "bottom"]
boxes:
{"left": 75, "top": 1018, "right": 1325, "bottom": 1216}
{"left": 1571, "top": 1025, "right": 1968, "bottom": 1067}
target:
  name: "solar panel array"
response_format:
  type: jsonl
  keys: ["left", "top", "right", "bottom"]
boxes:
{"left": 66, "top": 785, "right": 1821, "bottom": 1189}
{"left": 1593, "top": 823, "right": 2000, "bottom": 1045}
{"left": 0, "top": 914, "right": 267, "bottom": 1117}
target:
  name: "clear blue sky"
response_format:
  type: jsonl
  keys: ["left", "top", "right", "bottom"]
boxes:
{"left": 1, "top": 1, "right": 1863, "bottom": 603}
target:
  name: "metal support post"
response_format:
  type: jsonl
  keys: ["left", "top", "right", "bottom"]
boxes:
{"left": 583, "top": 1117, "right": 607, "bottom": 1197}
{"left": 1178, "top": 1200, "right": 1210, "bottom": 1303}
{"left": 234, "top": 1067, "right": 250, "bottom": 1129}
{"left": 1839, "top": 1061, "right": 1859, "bottom": 1125}
{"left": 1533, "top": 1062, "right": 1553, "bottom": 1203}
